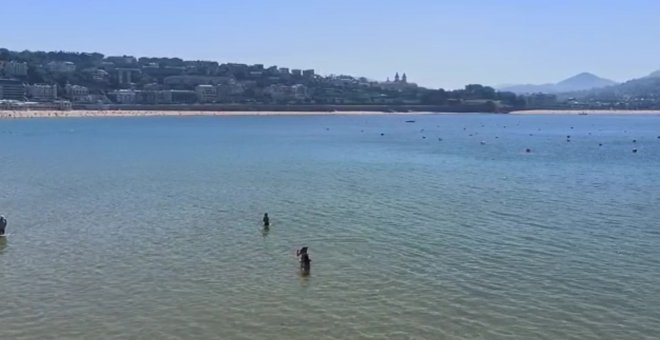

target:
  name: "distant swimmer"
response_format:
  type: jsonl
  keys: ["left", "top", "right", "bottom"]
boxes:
{"left": 297, "top": 247, "right": 311, "bottom": 274}
{"left": 0, "top": 215, "right": 6, "bottom": 235}
{"left": 262, "top": 213, "right": 270, "bottom": 227}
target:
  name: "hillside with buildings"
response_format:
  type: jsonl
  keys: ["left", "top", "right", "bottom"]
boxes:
{"left": 0, "top": 48, "right": 524, "bottom": 111}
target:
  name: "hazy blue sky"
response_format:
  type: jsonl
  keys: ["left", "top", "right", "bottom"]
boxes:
{"left": 3, "top": 0, "right": 659, "bottom": 88}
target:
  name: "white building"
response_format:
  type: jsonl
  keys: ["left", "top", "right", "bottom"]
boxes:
{"left": 65, "top": 84, "right": 89, "bottom": 101}
{"left": 28, "top": 84, "right": 58, "bottom": 101}
{"left": 65, "top": 84, "right": 89, "bottom": 97}
{"left": 264, "top": 84, "right": 308, "bottom": 102}
{"left": 111, "top": 89, "right": 136, "bottom": 104}
{"left": 291, "top": 84, "right": 308, "bottom": 100}
{"left": 195, "top": 84, "right": 217, "bottom": 103}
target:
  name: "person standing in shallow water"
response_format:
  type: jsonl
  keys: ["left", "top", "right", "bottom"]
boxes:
{"left": 297, "top": 247, "right": 311, "bottom": 274}
{"left": 262, "top": 213, "right": 270, "bottom": 227}
{"left": 0, "top": 215, "right": 7, "bottom": 235}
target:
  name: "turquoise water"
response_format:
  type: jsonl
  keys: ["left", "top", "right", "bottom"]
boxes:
{"left": 0, "top": 114, "right": 659, "bottom": 339}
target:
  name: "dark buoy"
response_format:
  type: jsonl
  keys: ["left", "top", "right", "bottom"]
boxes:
{"left": 567, "top": 135, "right": 571, "bottom": 139}
{"left": 422, "top": 136, "right": 426, "bottom": 139}
{"left": 598, "top": 143, "right": 603, "bottom": 147}
{"left": 570, "top": 126, "right": 574, "bottom": 129}
{"left": 480, "top": 141, "right": 486, "bottom": 145}
{"left": 633, "top": 139, "right": 637, "bottom": 143}
{"left": 380, "top": 133, "right": 384, "bottom": 136}
{"left": 633, "top": 148, "right": 638, "bottom": 153}
{"left": 525, "top": 148, "right": 531, "bottom": 153}
{"left": 438, "top": 138, "right": 443, "bottom": 141}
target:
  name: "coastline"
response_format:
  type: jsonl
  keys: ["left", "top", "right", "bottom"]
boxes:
{"left": 510, "top": 109, "right": 660, "bottom": 115}
{"left": 0, "top": 109, "right": 444, "bottom": 119}
{"left": 2, "top": 108, "right": 660, "bottom": 119}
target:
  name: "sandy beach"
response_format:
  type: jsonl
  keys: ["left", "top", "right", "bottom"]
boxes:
{"left": 0, "top": 110, "right": 457, "bottom": 119}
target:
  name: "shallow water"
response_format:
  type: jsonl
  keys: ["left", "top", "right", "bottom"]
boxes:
{"left": 1, "top": 114, "right": 659, "bottom": 339}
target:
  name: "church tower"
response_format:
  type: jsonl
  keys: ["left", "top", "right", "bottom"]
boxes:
{"left": 394, "top": 72, "right": 400, "bottom": 82}
{"left": 402, "top": 73, "right": 407, "bottom": 83}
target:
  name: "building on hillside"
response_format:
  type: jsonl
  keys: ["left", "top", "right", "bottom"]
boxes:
{"left": 302, "top": 69, "right": 315, "bottom": 77}
{"left": 291, "top": 84, "right": 308, "bottom": 100}
{"left": 170, "top": 90, "right": 197, "bottom": 104}
{"left": 0, "top": 79, "right": 26, "bottom": 100}
{"left": 0, "top": 61, "right": 28, "bottom": 77}
{"left": 195, "top": 84, "right": 217, "bottom": 103}
{"left": 83, "top": 68, "right": 109, "bottom": 81}
{"left": 64, "top": 84, "right": 89, "bottom": 101}
{"left": 381, "top": 72, "right": 417, "bottom": 89}
{"left": 47, "top": 61, "right": 76, "bottom": 73}
{"left": 110, "top": 89, "right": 137, "bottom": 104}
{"left": 164, "top": 75, "right": 232, "bottom": 87}
{"left": 264, "top": 84, "right": 309, "bottom": 102}
{"left": 27, "top": 84, "right": 58, "bottom": 101}
{"left": 105, "top": 56, "right": 137, "bottom": 65}
{"left": 137, "top": 90, "right": 173, "bottom": 104}
{"left": 291, "top": 69, "right": 302, "bottom": 77}
{"left": 390, "top": 72, "right": 409, "bottom": 84}
{"left": 117, "top": 68, "right": 141, "bottom": 85}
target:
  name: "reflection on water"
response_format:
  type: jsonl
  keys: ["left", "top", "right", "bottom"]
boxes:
{"left": 0, "top": 237, "right": 6, "bottom": 254}
{"left": 299, "top": 272, "right": 311, "bottom": 288}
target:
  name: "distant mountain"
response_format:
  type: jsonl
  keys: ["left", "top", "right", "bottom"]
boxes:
{"left": 556, "top": 69, "right": 660, "bottom": 99}
{"left": 499, "top": 72, "right": 617, "bottom": 94}
{"left": 566, "top": 74, "right": 660, "bottom": 100}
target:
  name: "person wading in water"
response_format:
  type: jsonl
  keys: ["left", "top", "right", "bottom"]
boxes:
{"left": 262, "top": 213, "right": 270, "bottom": 228}
{"left": 297, "top": 246, "right": 311, "bottom": 274}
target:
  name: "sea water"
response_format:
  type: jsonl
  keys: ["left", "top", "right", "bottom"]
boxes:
{"left": 0, "top": 114, "right": 659, "bottom": 339}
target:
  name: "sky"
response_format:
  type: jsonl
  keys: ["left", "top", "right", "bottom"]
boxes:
{"left": 3, "top": 0, "right": 660, "bottom": 89}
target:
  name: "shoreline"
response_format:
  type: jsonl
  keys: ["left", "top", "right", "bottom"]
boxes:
{"left": 510, "top": 109, "right": 660, "bottom": 115}
{"left": 0, "top": 110, "right": 447, "bottom": 119}
{"left": 1, "top": 109, "right": 660, "bottom": 119}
